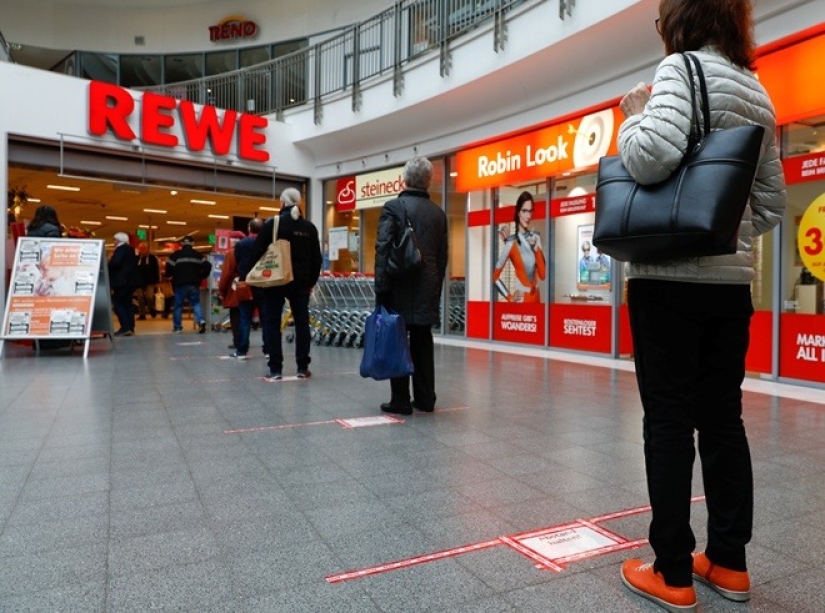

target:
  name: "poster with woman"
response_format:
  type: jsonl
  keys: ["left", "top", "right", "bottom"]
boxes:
{"left": 494, "top": 191, "right": 546, "bottom": 303}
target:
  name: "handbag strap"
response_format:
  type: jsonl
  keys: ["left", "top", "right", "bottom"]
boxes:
{"left": 681, "top": 53, "right": 701, "bottom": 148}
{"left": 686, "top": 53, "right": 711, "bottom": 138}
{"left": 272, "top": 214, "right": 281, "bottom": 245}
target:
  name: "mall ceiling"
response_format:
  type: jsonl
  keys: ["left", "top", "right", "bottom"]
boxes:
{"left": 8, "top": 166, "right": 280, "bottom": 251}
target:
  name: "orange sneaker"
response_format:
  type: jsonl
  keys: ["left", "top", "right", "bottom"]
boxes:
{"left": 621, "top": 558, "right": 697, "bottom": 613}
{"left": 692, "top": 552, "right": 750, "bottom": 602}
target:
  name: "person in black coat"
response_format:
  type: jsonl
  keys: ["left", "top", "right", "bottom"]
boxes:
{"left": 248, "top": 188, "right": 322, "bottom": 379}
{"left": 108, "top": 232, "right": 140, "bottom": 336}
{"left": 374, "top": 156, "right": 448, "bottom": 414}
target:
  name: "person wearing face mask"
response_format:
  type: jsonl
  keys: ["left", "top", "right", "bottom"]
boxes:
{"left": 617, "top": 2, "right": 786, "bottom": 611}
{"left": 493, "top": 191, "right": 546, "bottom": 303}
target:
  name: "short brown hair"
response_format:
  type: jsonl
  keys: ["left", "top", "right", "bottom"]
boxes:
{"left": 658, "top": 0, "right": 755, "bottom": 70}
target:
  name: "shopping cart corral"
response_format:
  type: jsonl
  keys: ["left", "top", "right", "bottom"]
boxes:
{"left": 298, "top": 273, "right": 374, "bottom": 348}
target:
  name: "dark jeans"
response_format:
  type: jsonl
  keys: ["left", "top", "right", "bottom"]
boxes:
{"left": 390, "top": 324, "right": 436, "bottom": 408}
{"left": 237, "top": 291, "right": 266, "bottom": 356}
{"left": 112, "top": 287, "right": 135, "bottom": 333}
{"left": 628, "top": 279, "right": 754, "bottom": 587}
{"left": 173, "top": 285, "right": 204, "bottom": 330}
{"left": 261, "top": 283, "right": 311, "bottom": 373}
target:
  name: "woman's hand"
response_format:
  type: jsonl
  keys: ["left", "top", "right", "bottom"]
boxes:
{"left": 620, "top": 82, "right": 650, "bottom": 118}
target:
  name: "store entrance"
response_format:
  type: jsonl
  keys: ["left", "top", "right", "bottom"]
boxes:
{"left": 5, "top": 138, "right": 304, "bottom": 336}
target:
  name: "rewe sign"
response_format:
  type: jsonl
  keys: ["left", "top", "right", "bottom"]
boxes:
{"left": 87, "top": 81, "right": 270, "bottom": 163}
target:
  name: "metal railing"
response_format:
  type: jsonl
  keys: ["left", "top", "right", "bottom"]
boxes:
{"left": 144, "top": 0, "right": 574, "bottom": 124}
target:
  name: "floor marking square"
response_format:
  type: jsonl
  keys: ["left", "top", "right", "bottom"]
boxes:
{"left": 337, "top": 415, "right": 405, "bottom": 428}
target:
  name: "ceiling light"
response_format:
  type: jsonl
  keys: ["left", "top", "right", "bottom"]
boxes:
{"left": 143, "top": 208, "right": 167, "bottom": 214}
{"left": 449, "top": 171, "right": 458, "bottom": 177}
{"left": 208, "top": 214, "right": 230, "bottom": 219}
{"left": 138, "top": 225, "right": 158, "bottom": 229}
{"left": 106, "top": 216, "right": 129, "bottom": 221}
{"left": 191, "top": 199, "right": 216, "bottom": 205}
{"left": 28, "top": 198, "right": 41, "bottom": 203}
{"left": 259, "top": 206, "right": 279, "bottom": 212}
{"left": 80, "top": 220, "right": 102, "bottom": 225}
{"left": 170, "top": 190, "right": 178, "bottom": 196}
{"left": 47, "top": 184, "right": 80, "bottom": 191}
{"left": 166, "top": 220, "right": 187, "bottom": 226}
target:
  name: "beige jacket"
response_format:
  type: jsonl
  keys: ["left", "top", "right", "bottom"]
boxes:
{"left": 619, "top": 47, "right": 786, "bottom": 284}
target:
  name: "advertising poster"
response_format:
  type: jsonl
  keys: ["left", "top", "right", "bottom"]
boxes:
{"left": 2, "top": 238, "right": 103, "bottom": 338}
{"left": 576, "top": 224, "right": 610, "bottom": 292}
{"left": 492, "top": 196, "right": 546, "bottom": 345}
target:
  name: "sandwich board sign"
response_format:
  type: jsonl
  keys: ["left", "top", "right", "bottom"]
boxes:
{"left": 1, "top": 237, "right": 113, "bottom": 358}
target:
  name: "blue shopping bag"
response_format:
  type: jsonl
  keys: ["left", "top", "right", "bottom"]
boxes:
{"left": 359, "top": 305, "right": 415, "bottom": 380}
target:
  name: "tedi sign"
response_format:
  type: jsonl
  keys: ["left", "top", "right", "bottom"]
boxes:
{"left": 209, "top": 15, "right": 259, "bottom": 42}
{"left": 87, "top": 81, "right": 270, "bottom": 163}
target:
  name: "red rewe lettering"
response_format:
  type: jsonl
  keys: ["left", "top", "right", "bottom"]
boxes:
{"left": 238, "top": 114, "right": 270, "bottom": 162}
{"left": 141, "top": 92, "right": 178, "bottom": 148}
{"left": 179, "top": 101, "right": 236, "bottom": 156}
{"left": 87, "top": 81, "right": 269, "bottom": 162}
{"left": 88, "top": 81, "right": 136, "bottom": 140}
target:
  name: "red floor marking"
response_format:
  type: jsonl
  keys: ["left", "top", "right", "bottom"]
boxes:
{"left": 499, "top": 536, "right": 565, "bottom": 572}
{"left": 325, "top": 539, "right": 502, "bottom": 584}
{"left": 224, "top": 407, "right": 471, "bottom": 435}
{"left": 224, "top": 420, "right": 337, "bottom": 434}
{"left": 324, "top": 497, "right": 707, "bottom": 584}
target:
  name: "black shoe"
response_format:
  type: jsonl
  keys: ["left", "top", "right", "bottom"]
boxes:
{"left": 113, "top": 329, "right": 127, "bottom": 337}
{"left": 265, "top": 371, "right": 282, "bottom": 381}
{"left": 412, "top": 400, "right": 434, "bottom": 412}
{"left": 296, "top": 369, "right": 311, "bottom": 379}
{"left": 198, "top": 321, "right": 207, "bottom": 334}
{"left": 137, "top": 315, "right": 146, "bottom": 321}
{"left": 380, "top": 401, "right": 412, "bottom": 416}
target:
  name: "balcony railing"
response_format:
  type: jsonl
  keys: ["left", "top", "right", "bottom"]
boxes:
{"left": 144, "top": 0, "right": 574, "bottom": 124}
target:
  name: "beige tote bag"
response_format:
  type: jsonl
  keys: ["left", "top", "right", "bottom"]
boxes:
{"left": 245, "top": 216, "right": 294, "bottom": 287}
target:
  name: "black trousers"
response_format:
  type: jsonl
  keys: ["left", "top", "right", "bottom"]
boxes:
{"left": 261, "top": 283, "right": 312, "bottom": 373}
{"left": 628, "top": 279, "right": 754, "bottom": 587}
{"left": 390, "top": 324, "right": 436, "bottom": 408}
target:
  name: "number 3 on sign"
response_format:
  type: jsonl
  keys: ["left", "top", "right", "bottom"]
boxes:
{"left": 798, "top": 193, "right": 825, "bottom": 281}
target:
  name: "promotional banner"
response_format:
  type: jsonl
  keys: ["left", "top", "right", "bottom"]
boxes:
{"left": 455, "top": 107, "right": 622, "bottom": 191}
{"left": 779, "top": 313, "right": 825, "bottom": 382}
{"left": 336, "top": 167, "right": 406, "bottom": 212}
{"left": 548, "top": 303, "right": 612, "bottom": 353}
{"left": 2, "top": 238, "right": 104, "bottom": 338}
{"left": 576, "top": 225, "right": 610, "bottom": 292}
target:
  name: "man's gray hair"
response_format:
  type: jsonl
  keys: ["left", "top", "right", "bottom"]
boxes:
{"left": 403, "top": 156, "right": 433, "bottom": 190}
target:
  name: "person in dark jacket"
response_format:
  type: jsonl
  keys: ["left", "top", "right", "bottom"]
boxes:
{"left": 249, "top": 189, "right": 321, "bottom": 379}
{"left": 135, "top": 242, "right": 161, "bottom": 320}
{"left": 108, "top": 232, "right": 140, "bottom": 336}
{"left": 26, "top": 205, "right": 62, "bottom": 238}
{"left": 165, "top": 235, "right": 212, "bottom": 333}
{"left": 233, "top": 218, "right": 266, "bottom": 358}
{"left": 374, "top": 156, "right": 448, "bottom": 415}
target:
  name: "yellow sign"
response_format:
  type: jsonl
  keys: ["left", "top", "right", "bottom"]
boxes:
{"left": 798, "top": 192, "right": 825, "bottom": 281}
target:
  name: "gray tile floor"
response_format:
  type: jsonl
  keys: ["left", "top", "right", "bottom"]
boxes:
{"left": 1, "top": 329, "right": 824, "bottom": 612}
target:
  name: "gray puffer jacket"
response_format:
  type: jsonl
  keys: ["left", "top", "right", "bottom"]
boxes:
{"left": 619, "top": 47, "right": 786, "bottom": 284}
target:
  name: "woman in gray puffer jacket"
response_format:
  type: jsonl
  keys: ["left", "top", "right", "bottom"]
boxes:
{"left": 617, "top": 1, "right": 786, "bottom": 610}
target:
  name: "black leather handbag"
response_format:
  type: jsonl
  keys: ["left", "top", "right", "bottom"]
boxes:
{"left": 387, "top": 202, "right": 422, "bottom": 277}
{"left": 593, "top": 53, "right": 765, "bottom": 263}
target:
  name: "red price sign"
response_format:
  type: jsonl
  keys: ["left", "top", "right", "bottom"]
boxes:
{"left": 798, "top": 193, "right": 825, "bottom": 281}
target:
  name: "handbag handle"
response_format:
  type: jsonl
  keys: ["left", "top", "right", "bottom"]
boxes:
{"left": 686, "top": 53, "right": 711, "bottom": 138}
{"left": 681, "top": 53, "right": 701, "bottom": 149}
{"left": 272, "top": 214, "right": 281, "bottom": 245}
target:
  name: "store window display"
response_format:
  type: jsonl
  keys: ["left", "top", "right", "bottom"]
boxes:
{"left": 494, "top": 191, "right": 546, "bottom": 303}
